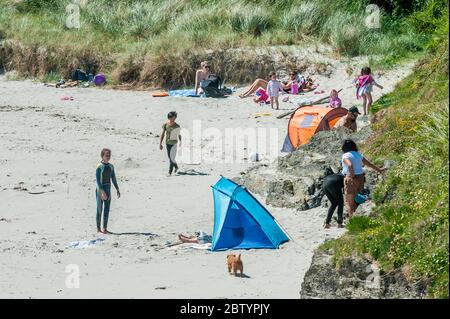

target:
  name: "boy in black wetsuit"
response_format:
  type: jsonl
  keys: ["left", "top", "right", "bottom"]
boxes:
{"left": 96, "top": 148, "right": 120, "bottom": 234}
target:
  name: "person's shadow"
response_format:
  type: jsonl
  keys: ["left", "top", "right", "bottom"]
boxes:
{"left": 176, "top": 169, "right": 209, "bottom": 176}
{"left": 109, "top": 232, "right": 158, "bottom": 237}
{"left": 230, "top": 273, "right": 251, "bottom": 279}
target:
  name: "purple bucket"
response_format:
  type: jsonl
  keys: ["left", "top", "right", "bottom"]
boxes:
{"left": 94, "top": 73, "right": 106, "bottom": 86}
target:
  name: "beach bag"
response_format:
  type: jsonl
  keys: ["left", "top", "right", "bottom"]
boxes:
{"left": 72, "top": 69, "right": 88, "bottom": 82}
{"left": 201, "top": 74, "right": 224, "bottom": 97}
{"left": 354, "top": 192, "right": 368, "bottom": 205}
{"left": 94, "top": 73, "right": 106, "bottom": 86}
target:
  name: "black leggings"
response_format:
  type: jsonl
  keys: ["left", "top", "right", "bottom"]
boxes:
{"left": 323, "top": 174, "right": 344, "bottom": 225}
{"left": 166, "top": 143, "right": 178, "bottom": 174}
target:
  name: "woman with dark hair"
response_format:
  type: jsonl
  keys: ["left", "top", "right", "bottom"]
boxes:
{"left": 341, "top": 139, "right": 385, "bottom": 217}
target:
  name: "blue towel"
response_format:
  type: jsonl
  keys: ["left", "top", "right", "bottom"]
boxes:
{"left": 169, "top": 89, "right": 200, "bottom": 97}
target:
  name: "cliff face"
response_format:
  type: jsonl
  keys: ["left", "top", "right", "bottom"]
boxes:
{"left": 235, "top": 125, "right": 379, "bottom": 211}
{"left": 300, "top": 248, "right": 427, "bottom": 299}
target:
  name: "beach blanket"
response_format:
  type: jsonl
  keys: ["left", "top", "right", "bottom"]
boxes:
{"left": 66, "top": 238, "right": 105, "bottom": 249}
{"left": 168, "top": 90, "right": 200, "bottom": 97}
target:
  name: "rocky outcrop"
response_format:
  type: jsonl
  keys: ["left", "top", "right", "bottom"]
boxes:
{"left": 300, "top": 248, "right": 427, "bottom": 299}
{"left": 235, "top": 125, "right": 379, "bottom": 210}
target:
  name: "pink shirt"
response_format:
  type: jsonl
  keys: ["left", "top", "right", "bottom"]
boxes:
{"left": 329, "top": 96, "right": 342, "bottom": 108}
{"left": 358, "top": 75, "right": 374, "bottom": 87}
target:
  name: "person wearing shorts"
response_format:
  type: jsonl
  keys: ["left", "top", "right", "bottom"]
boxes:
{"left": 341, "top": 139, "right": 386, "bottom": 217}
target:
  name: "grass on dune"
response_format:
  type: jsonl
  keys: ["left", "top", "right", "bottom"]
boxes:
{"left": 0, "top": 0, "right": 447, "bottom": 86}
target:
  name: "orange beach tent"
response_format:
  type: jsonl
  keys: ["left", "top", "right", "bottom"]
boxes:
{"left": 282, "top": 106, "right": 348, "bottom": 152}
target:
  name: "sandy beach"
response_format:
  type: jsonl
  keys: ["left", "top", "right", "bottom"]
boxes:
{"left": 0, "top": 59, "right": 413, "bottom": 298}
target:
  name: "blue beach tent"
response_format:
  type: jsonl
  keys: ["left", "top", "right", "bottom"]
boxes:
{"left": 211, "top": 176, "right": 289, "bottom": 251}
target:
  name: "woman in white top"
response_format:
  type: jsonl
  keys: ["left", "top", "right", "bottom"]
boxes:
{"left": 341, "top": 139, "right": 385, "bottom": 217}
{"left": 194, "top": 61, "right": 211, "bottom": 95}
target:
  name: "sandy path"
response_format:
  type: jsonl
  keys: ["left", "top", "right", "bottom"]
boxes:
{"left": 0, "top": 59, "right": 413, "bottom": 298}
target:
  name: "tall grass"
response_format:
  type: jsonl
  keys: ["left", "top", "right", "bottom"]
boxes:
{"left": 0, "top": 0, "right": 448, "bottom": 86}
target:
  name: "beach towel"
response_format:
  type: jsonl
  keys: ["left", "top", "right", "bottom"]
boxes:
{"left": 66, "top": 238, "right": 105, "bottom": 249}
{"left": 169, "top": 90, "right": 200, "bottom": 97}
{"left": 255, "top": 88, "right": 269, "bottom": 103}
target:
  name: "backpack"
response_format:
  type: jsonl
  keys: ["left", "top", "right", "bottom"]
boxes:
{"left": 71, "top": 69, "right": 89, "bottom": 82}
{"left": 200, "top": 74, "right": 224, "bottom": 97}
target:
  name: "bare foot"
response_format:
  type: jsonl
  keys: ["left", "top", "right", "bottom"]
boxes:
{"left": 102, "top": 229, "right": 111, "bottom": 234}
{"left": 337, "top": 224, "right": 345, "bottom": 229}
{"left": 324, "top": 223, "right": 331, "bottom": 229}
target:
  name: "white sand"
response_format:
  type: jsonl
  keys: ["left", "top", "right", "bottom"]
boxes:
{"left": 0, "top": 59, "right": 413, "bottom": 298}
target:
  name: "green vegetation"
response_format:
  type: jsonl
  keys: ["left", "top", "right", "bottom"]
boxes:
{"left": 0, "top": 0, "right": 447, "bottom": 87}
{"left": 323, "top": 12, "right": 449, "bottom": 298}
{"left": 0, "top": 0, "right": 448, "bottom": 300}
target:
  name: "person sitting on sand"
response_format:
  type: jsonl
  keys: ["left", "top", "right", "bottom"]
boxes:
{"left": 281, "top": 71, "right": 299, "bottom": 93}
{"left": 334, "top": 106, "right": 360, "bottom": 132}
{"left": 328, "top": 89, "right": 342, "bottom": 108}
{"left": 178, "top": 231, "right": 212, "bottom": 244}
{"left": 95, "top": 148, "right": 120, "bottom": 234}
{"left": 194, "top": 61, "right": 211, "bottom": 95}
{"left": 239, "top": 70, "right": 309, "bottom": 98}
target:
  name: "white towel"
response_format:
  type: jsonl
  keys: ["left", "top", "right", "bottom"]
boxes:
{"left": 66, "top": 238, "right": 105, "bottom": 249}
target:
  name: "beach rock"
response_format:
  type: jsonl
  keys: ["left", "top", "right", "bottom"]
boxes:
{"left": 235, "top": 126, "right": 374, "bottom": 211}
{"left": 300, "top": 248, "right": 426, "bottom": 299}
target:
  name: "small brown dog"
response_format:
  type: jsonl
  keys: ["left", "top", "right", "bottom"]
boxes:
{"left": 227, "top": 253, "right": 244, "bottom": 277}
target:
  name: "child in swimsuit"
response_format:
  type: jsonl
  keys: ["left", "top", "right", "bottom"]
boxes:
{"left": 355, "top": 67, "right": 383, "bottom": 115}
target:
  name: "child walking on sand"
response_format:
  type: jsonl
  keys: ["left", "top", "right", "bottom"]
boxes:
{"left": 160, "top": 111, "right": 181, "bottom": 176}
{"left": 266, "top": 72, "right": 283, "bottom": 110}
{"left": 95, "top": 148, "right": 120, "bottom": 234}
{"left": 356, "top": 67, "right": 383, "bottom": 115}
